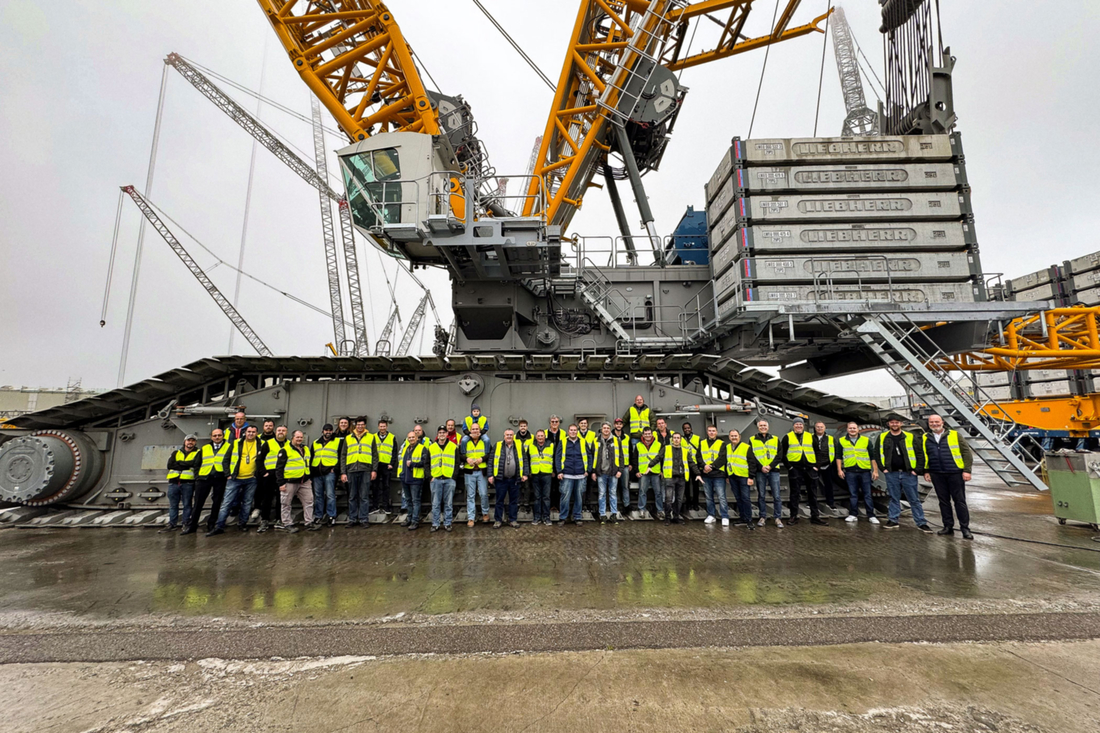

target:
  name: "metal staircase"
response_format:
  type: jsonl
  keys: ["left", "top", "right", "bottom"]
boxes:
{"left": 854, "top": 314, "right": 1047, "bottom": 491}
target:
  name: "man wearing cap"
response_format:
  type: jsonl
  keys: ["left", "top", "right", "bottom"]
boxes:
{"left": 611, "top": 418, "right": 632, "bottom": 517}
{"left": 923, "top": 414, "right": 974, "bottom": 539}
{"left": 463, "top": 404, "right": 488, "bottom": 436}
{"left": 310, "top": 424, "right": 341, "bottom": 527}
{"left": 163, "top": 434, "right": 200, "bottom": 533}
{"left": 184, "top": 428, "right": 229, "bottom": 535}
{"left": 878, "top": 414, "right": 933, "bottom": 533}
{"left": 428, "top": 426, "right": 458, "bottom": 532}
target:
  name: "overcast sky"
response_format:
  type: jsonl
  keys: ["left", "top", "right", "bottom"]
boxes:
{"left": 2, "top": 1, "right": 1098, "bottom": 398}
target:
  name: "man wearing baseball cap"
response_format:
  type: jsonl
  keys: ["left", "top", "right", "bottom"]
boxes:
{"left": 612, "top": 417, "right": 632, "bottom": 516}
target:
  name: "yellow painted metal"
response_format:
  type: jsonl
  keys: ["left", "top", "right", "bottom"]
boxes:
{"left": 980, "top": 394, "right": 1100, "bottom": 434}
{"left": 941, "top": 307, "right": 1100, "bottom": 372}
{"left": 522, "top": 1, "right": 829, "bottom": 230}
{"left": 255, "top": 1, "right": 439, "bottom": 143}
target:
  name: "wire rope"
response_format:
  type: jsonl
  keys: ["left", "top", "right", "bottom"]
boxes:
{"left": 812, "top": 1, "right": 832, "bottom": 137}
{"left": 470, "top": 0, "right": 556, "bottom": 92}
{"left": 747, "top": 0, "right": 782, "bottom": 139}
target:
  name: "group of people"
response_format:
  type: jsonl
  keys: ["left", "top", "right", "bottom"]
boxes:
{"left": 162, "top": 398, "right": 976, "bottom": 539}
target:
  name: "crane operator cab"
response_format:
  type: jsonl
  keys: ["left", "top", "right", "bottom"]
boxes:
{"left": 337, "top": 128, "right": 559, "bottom": 284}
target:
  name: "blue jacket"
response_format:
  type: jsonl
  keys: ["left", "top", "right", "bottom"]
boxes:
{"left": 558, "top": 437, "right": 588, "bottom": 475}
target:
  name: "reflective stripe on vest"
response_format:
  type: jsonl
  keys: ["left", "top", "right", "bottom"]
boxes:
{"left": 636, "top": 440, "right": 662, "bottom": 474}
{"left": 661, "top": 444, "right": 691, "bottom": 480}
{"left": 700, "top": 438, "right": 724, "bottom": 466}
{"left": 465, "top": 437, "right": 489, "bottom": 469}
{"left": 560, "top": 437, "right": 590, "bottom": 473}
{"left": 685, "top": 434, "right": 701, "bottom": 460}
{"left": 578, "top": 430, "right": 596, "bottom": 452}
{"left": 464, "top": 415, "right": 487, "bottom": 432}
{"left": 167, "top": 449, "right": 198, "bottom": 481}
{"left": 311, "top": 438, "right": 340, "bottom": 467}
{"left": 615, "top": 435, "right": 631, "bottom": 464}
{"left": 264, "top": 438, "right": 286, "bottom": 470}
{"left": 922, "top": 430, "right": 965, "bottom": 469}
{"left": 374, "top": 432, "right": 396, "bottom": 463}
{"left": 629, "top": 406, "right": 649, "bottom": 434}
{"left": 821, "top": 435, "right": 836, "bottom": 463}
{"left": 428, "top": 441, "right": 457, "bottom": 479}
{"left": 840, "top": 435, "right": 871, "bottom": 469}
{"left": 198, "top": 443, "right": 229, "bottom": 477}
{"left": 785, "top": 432, "right": 814, "bottom": 462}
{"left": 750, "top": 435, "right": 779, "bottom": 467}
{"left": 878, "top": 431, "right": 917, "bottom": 470}
{"left": 493, "top": 441, "right": 526, "bottom": 476}
{"left": 397, "top": 443, "right": 426, "bottom": 479}
{"left": 345, "top": 433, "right": 375, "bottom": 465}
{"left": 726, "top": 442, "right": 750, "bottom": 477}
{"left": 529, "top": 443, "right": 555, "bottom": 474}
{"left": 282, "top": 445, "right": 311, "bottom": 480}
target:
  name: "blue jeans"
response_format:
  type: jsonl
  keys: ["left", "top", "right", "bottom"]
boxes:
{"left": 728, "top": 476, "right": 752, "bottom": 520}
{"left": 637, "top": 473, "right": 664, "bottom": 513}
{"left": 217, "top": 477, "right": 256, "bottom": 529}
{"left": 755, "top": 469, "right": 782, "bottom": 519}
{"left": 311, "top": 472, "right": 337, "bottom": 519}
{"left": 884, "top": 471, "right": 926, "bottom": 524}
{"left": 346, "top": 471, "right": 371, "bottom": 522}
{"left": 494, "top": 476, "right": 520, "bottom": 523}
{"left": 597, "top": 474, "right": 619, "bottom": 516}
{"left": 530, "top": 473, "right": 552, "bottom": 522}
{"left": 845, "top": 469, "right": 875, "bottom": 517}
{"left": 619, "top": 472, "right": 631, "bottom": 509}
{"left": 702, "top": 476, "right": 729, "bottom": 520}
{"left": 465, "top": 471, "right": 489, "bottom": 517}
{"left": 431, "top": 478, "right": 455, "bottom": 528}
{"left": 403, "top": 480, "right": 424, "bottom": 523}
{"left": 559, "top": 477, "right": 585, "bottom": 521}
{"left": 166, "top": 481, "right": 194, "bottom": 528}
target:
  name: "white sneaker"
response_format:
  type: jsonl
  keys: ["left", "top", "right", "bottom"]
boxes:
{"left": 704, "top": 515, "right": 716, "bottom": 524}
{"left": 757, "top": 517, "right": 766, "bottom": 527}
{"left": 775, "top": 519, "right": 785, "bottom": 528}
{"left": 845, "top": 515, "right": 858, "bottom": 523}
{"left": 721, "top": 518, "right": 729, "bottom": 527}
{"left": 869, "top": 516, "right": 880, "bottom": 525}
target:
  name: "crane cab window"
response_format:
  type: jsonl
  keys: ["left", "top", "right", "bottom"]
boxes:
{"left": 341, "top": 148, "right": 402, "bottom": 229}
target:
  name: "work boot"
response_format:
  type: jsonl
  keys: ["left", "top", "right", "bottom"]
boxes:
{"left": 467, "top": 519, "right": 475, "bottom": 528}
{"left": 936, "top": 527, "right": 954, "bottom": 536}
{"left": 608, "top": 514, "right": 618, "bottom": 524}
{"left": 787, "top": 516, "right": 799, "bottom": 525}
{"left": 158, "top": 524, "right": 177, "bottom": 534}
{"left": 961, "top": 529, "right": 974, "bottom": 540}
{"left": 482, "top": 513, "right": 490, "bottom": 524}
{"left": 918, "top": 524, "right": 933, "bottom": 534}
{"left": 307, "top": 523, "right": 321, "bottom": 532}
{"left": 205, "top": 528, "right": 224, "bottom": 537}
{"left": 810, "top": 517, "right": 828, "bottom": 526}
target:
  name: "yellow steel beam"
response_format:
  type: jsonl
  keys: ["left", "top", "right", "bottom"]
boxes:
{"left": 980, "top": 395, "right": 1100, "bottom": 434}
{"left": 256, "top": 0, "right": 438, "bottom": 142}
{"left": 939, "top": 307, "right": 1100, "bottom": 372}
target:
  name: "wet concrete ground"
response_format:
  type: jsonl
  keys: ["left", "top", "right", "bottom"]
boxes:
{"left": 0, "top": 467, "right": 1097, "bottom": 627}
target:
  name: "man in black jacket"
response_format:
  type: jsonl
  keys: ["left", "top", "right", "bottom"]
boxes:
{"left": 780, "top": 419, "right": 827, "bottom": 526}
{"left": 878, "top": 414, "right": 932, "bottom": 532}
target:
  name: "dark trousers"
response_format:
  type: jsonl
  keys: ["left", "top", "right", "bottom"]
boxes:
{"left": 788, "top": 465, "right": 820, "bottom": 519}
{"left": 372, "top": 465, "right": 393, "bottom": 512}
{"left": 930, "top": 471, "right": 970, "bottom": 530}
{"left": 685, "top": 471, "right": 700, "bottom": 510}
{"left": 549, "top": 473, "right": 561, "bottom": 512}
{"left": 494, "top": 476, "right": 521, "bottom": 523}
{"left": 256, "top": 473, "right": 279, "bottom": 522}
{"left": 820, "top": 466, "right": 838, "bottom": 508}
{"left": 530, "top": 474, "right": 552, "bottom": 522}
{"left": 403, "top": 480, "right": 424, "bottom": 524}
{"left": 346, "top": 470, "right": 372, "bottom": 523}
{"left": 188, "top": 475, "right": 226, "bottom": 532}
{"left": 729, "top": 476, "right": 753, "bottom": 521}
{"left": 664, "top": 477, "right": 686, "bottom": 521}
{"left": 845, "top": 469, "right": 875, "bottom": 518}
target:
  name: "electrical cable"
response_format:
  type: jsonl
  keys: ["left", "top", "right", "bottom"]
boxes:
{"left": 747, "top": 0, "right": 782, "bottom": 139}
{"left": 470, "top": 0, "right": 557, "bottom": 92}
{"left": 812, "top": 1, "right": 832, "bottom": 138}
{"left": 99, "top": 190, "right": 125, "bottom": 327}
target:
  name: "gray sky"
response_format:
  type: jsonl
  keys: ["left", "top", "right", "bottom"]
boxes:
{"left": 2, "top": 1, "right": 1098, "bottom": 398}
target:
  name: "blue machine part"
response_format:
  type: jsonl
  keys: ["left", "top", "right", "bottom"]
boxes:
{"left": 671, "top": 205, "right": 709, "bottom": 265}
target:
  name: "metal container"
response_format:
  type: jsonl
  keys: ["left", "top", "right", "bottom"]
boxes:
{"left": 1065, "top": 250, "right": 1100, "bottom": 277}
{"left": 706, "top": 182, "right": 735, "bottom": 223}
{"left": 1045, "top": 452, "right": 1100, "bottom": 527}
{"left": 737, "top": 252, "right": 975, "bottom": 283}
{"left": 1073, "top": 286, "right": 1100, "bottom": 306}
{"left": 1027, "top": 369, "right": 1075, "bottom": 383}
{"left": 1070, "top": 270, "right": 1100, "bottom": 294}
{"left": 982, "top": 385, "right": 1012, "bottom": 402}
{"left": 732, "top": 162, "right": 965, "bottom": 194}
{"left": 1009, "top": 268, "right": 1056, "bottom": 293}
{"left": 706, "top": 147, "right": 735, "bottom": 201}
{"left": 1027, "top": 380, "right": 1074, "bottom": 398}
{"left": 735, "top": 134, "right": 957, "bottom": 166}
{"left": 719, "top": 221, "right": 975, "bottom": 255}
{"left": 735, "top": 282, "right": 976, "bottom": 307}
{"left": 1008, "top": 281, "right": 1061, "bottom": 303}
{"left": 976, "top": 371, "right": 1011, "bottom": 387}
{"left": 736, "top": 191, "right": 969, "bottom": 223}
{"left": 711, "top": 232, "right": 740, "bottom": 278}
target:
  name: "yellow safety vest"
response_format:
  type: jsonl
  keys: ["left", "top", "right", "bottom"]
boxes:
{"left": 228, "top": 439, "right": 259, "bottom": 475}
{"left": 840, "top": 435, "right": 872, "bottom": 469}
{"left": 629, "top": 405, "right": 650, "bottom": 434}
{"left": 167, "top": 449, "right": 198, "bottom": 481}
{"left": 428, "top": 441, "right": 457, "bottom": 479}
{"left": 281, "top": 445, "right": 311, "bottom": 480}
{"left": 198, "top": 442, "right": 229, "bottom": 477}
{"left": 310, "top": 437, "right": 341, "bottom": 467}
{"left": 528, "top": 442, "right": 556, "bottom": 474}
{"left": 878, "top": 431, "right": 918, "bottom": 470}
{"left": 263, "top": 438, "right": 286, "bottom": 470}
{"left": 661, "top": 444, "right": 692, "bottom": 480}
{"left": 464, "top": 436, "right": 489, "bottom": 469}
{"left": 374, "top": 432, "right": 396, "bottom": 463}
{"left": 726, "top": 442, "right": 750, "bottom": 477}
{"left": 922, "top": 430, "right": 966, "bottom": 469}
{"left": 785, "top": 432, "right": 814, "bottom": 462}
{"left": 614, "top": 434, "right": 631, "bottom": 465}
{"left": 464, "top": 415, "right": 487, "bottom": 432}
{"left": 578, "top": 430, "right": 597, "bottom": 453}
{"left": 493, "top": 441, "right": 526, "bottom": 477}
{"left": 344, "top": 432, "right": 375, "bottom": 466}
{"left": 684, "top": 433, "right": 701, "bottom": 460}
{"left": 818, "top": 434, "right": 836, "bottom": 463}
{"left": 397, "top": 443, "right": 426, "bottom": 479}
{"left": 750, "top": 435, "right": 779, "bottom": 467}
{"left": 636, "top": 439, "right": 662, "bottom": 475}
{"left": 559, "top": 437, "right": 590, "bottom": 473}
{"left": 700, "top": 438, "right": 724, "bottom": 466}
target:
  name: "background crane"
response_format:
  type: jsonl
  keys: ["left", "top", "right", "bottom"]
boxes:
{"left": 309, "top": 95, "right": 348, "bottom": 352}
{"left": 830, "top": 6, "right": 879, "bottom": 137}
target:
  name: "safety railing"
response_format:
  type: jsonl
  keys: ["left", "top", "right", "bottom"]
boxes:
{"left": 808, "top": 254, "right": 897, "bottom": 303}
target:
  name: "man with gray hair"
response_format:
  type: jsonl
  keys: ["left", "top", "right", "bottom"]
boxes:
{"left": 594, "top": 422, "right": 622, "bottom": 524}
{"left": 276, "top": 430, "right": 317, "bottom": 533}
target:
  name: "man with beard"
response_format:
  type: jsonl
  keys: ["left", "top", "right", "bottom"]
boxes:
{"left": 310, "top": 424, "right": 340, "bottom": 527}
{"left": 255, "top": 423, "right": 288, "bottom": 533}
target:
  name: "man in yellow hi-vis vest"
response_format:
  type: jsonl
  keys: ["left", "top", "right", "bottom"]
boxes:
{"left": 836, "top": 421, "right": 880, "bottom": 524}
{"left": 428, "top": 426, "right": 458, "bottom": 531}
{"left": 185, "top": 428, "right": 229, "bottom": 535}
{"left": 164, "top": 433, "right": 200, "bottom": 533}
{"left": 780, "top": 418, "right": 827, "bottom": 526}
{"left": 747, "top": 418, "right": 783, "bottom": 527}
{"left": 923, "top": 413, "right": 974, "bottom": 539}
{"left": 527, "top": 429, "right": 557, "bottom": 525}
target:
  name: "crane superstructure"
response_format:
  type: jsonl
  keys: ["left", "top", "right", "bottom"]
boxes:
{"left": 830, "top": 5, "right": 878, "bottom": 137}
